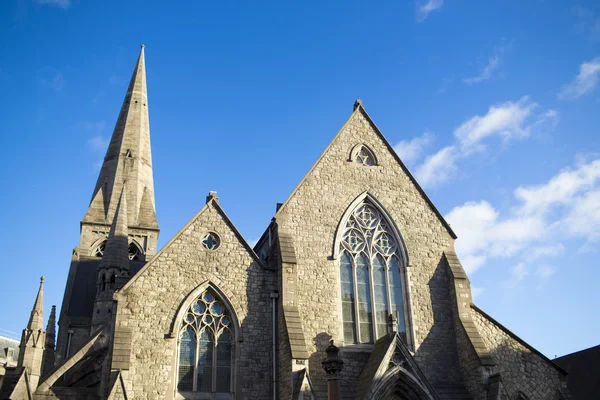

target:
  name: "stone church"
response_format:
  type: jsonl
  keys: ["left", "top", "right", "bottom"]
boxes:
{"left": 0, "top": 47, "right": 574, "bottom": 400}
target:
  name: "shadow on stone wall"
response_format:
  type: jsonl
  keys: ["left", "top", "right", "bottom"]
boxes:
{"left": 241, "top": 261, "right": 277, "bottom": 400}
{"left": 413, "top": 257, "right": 462, "bottom": 387}
{"left": 481, "top": 338, "right": 563, "bottom": 399}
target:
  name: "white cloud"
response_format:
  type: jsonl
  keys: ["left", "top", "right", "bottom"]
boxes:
{"left": 36, "top": 0, "right": 70, "bottom": 9}
{"left": 464, "top": 43, "right": 512, "bottom": 85}
{"left": 464, "top": 55, "right": 501, "bottom": 85}
{"left": 409, "top": 96, "right": 555, "bottom": 188}
{"left": 558, "top": 56, "right": 600, "bottom": 100}
{"left": 535, "top": 264, "right": 556, "bottom": 280}
{"left": 415, "top": 146, "right": 458, "bottom": 188}
{"left": 528, "top": 244, "right": 565, "bottom": 261}
{"left": 416, "top": 0, "right": 443, "bottom": 22}
{"left": 506, "top": 263, "right": 529, "bottom": 287}
{"left": 514, "top": 159, "right": 600, "bottom": 215}
{"left": 393, "top": 131, "right": 433, "bottom": 166}
{"left": 454, "top": 96, "right": 539, "bottom": 154}
{"left": 445, "top": 158, "right": 600, "bottom": 279}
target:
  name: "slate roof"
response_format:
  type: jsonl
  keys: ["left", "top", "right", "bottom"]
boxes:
{"left": 554, "top": 344, "right": 600, "bottom": 400}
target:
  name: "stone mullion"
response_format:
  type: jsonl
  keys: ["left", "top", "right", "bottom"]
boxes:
{"left": 211, "top": 332, "right": 217, "bottom": 394}
{"left": 193, "top": 329, "right": 199, "bottom": 392}
{"left": 384, "top": 257, "right": 393, "bottom": 333}
{"left": 351, "top": 254, "right": 360, "bottom": 344}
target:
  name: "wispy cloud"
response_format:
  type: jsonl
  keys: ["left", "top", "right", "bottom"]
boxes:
{"left": 574, "top": 6, "right": 600, "bottom": 40}
{"left": 454, "top": 96, "right": 543, "bottom": 154}
{"left": 464, "top": 44, "right": 511, "bottom": 85}
{"left": 557, "top": 56, "right": 600, "bottom": 100}
{"left": 80, "top": 121, "right": 108, "bottom": 152}
{"left": 393, "top": 131, "right": 433, "bottom": 166}
{"left": 445, "top": 157, "right": 600, "bottom": 277}
{"left": 410, "top": 97, "right": 556, "bottom": 188}
{"left": 416, "top": 0, "right": 443, "bottom": 22}
{"left": 41, "top": 71, "right": 65, "bottom": 92}
{"left": 35, "top": 0, "right": 71, "bottom": 9}
{"left": 415, "top": 146, "right": 458, "bottom": 188}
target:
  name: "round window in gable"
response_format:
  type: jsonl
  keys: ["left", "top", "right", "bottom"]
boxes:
{"left": 202, "top": 232, "right": 221, "bottom": 251}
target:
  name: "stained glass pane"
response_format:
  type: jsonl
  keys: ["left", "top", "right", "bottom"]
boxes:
{"left": 388, "top": 256, "right": 406, "bottom": 334}
{"left": 340, "top": 252, "right": 356, "bottom": 343}
{"left": 197, "top": 330, "right": 213, "bottom": 392}
{"left": 373, "top": 256, "right": 388, "bottom": 339}
{"left": 177, "top": 327, "right": 194, "bottom": 392}
{"left": 356, "top": 253, "right": 373, "bottom": 343}
{"left": 338, "top": 200, "right": 407, "bottom": 345}
{"left": 216, "top": 331, "right": 232, "bottom": 392}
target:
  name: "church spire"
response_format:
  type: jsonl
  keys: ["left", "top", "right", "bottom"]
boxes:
{"left": 27, "top": 276, "right": 44, "bottom": 331}
{"left": 17, "top": 277, "right": 47, "bottom": 390}
{"left": 99, "top": 185, "right": 130, "bottom": 272}
{"left": 83, "top": 45, "right": 158, "bottom": 230}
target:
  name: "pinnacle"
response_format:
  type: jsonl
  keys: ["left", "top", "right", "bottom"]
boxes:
{"left": 26, "top": 276, "right": 44, "bottom": 331}
{"left": 99, "top": 184, "right": 130, "bottom": 272}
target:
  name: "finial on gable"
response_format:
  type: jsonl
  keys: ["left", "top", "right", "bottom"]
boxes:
{"left": 206, "top": 191, "right": 219, "bottom": 204}
{"left": 40, "top": 276, "right": 44, "bottom": 284}
{"left": 354, "top": 99, "right": 363, "bottom": 111}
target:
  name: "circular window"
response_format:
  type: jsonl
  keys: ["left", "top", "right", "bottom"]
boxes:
{"left": 202, "top": 232, "right": 221, "bottom": 250}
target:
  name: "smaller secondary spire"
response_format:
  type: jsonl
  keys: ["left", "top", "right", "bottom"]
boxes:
{"left": 27, "top": 276, "right": 44, "bottom": 331}
{"left": 99, "top": 184, "right": 130, "bottom": 271}
{"left": 43, "top": 305, "right": 57, "bottom": 375}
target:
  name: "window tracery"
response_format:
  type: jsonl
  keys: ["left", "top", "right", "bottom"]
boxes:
{"left": 202, "top": 232, "right": 221, "bottom": 251}
{"left": 92, "top": 240, "right": 143, "bottom": 261}
{"left": 339, "top": 202, "right": 407, "bottom": 344}
{"left": 351, "top": 145, "right": 377, "bottom": 166}
{"left": 177, "top": 289, "right": 233, "bottom": 396}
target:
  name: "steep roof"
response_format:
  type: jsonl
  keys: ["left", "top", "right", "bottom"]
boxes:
{"left": 554, "top": 344, "right": 600, "bottom": 400}
{"left": 273, "top": 101, "right": 456, "bottom": 239}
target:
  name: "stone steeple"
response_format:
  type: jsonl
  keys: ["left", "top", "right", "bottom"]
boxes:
{"left": 92, "top": 186, "right": 130, "bottom": 328}
{"left": 17, "top": 277, "right": 47, "bottom": 390}
{"left": 83, "top": 45, "right": 158, "bottom": 230}
{"left": 42, "top": 305, "right": 56, "bottom": 376}
{"left": 99, "top": 185, "right": 131, "bottom": 273}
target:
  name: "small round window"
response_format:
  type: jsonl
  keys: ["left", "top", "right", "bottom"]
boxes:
{"left": 202, "top": 232, "right": 221, "bottom": 250}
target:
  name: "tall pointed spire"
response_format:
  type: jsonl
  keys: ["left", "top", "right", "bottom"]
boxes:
{"left": 17, "top": 277, "right": 47, "bottom": 390}
{"left": 99, "top": 185, "right": 130, "bottom": 272}
{"left": 42, "top": 305, "right": 56, "bottom": 375}
{"left": 83, "top": 45, "right": 158, "bottom": 230}
{"left": 27, "top": 276, "right": 44, "bottom": 331}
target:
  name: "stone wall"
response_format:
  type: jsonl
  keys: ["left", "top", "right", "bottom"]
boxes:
{"left": 274, "top": 106, "right": 461, "bottom": 397}
{"left": 472, "top": 307, "right": 565, "bottom": 400}
{"left": 113, "top": 200, "right": 276, "bottom": 400}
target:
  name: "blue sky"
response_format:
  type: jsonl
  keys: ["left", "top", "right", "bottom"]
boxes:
{"left": 0, "top": 0, "right": 599, "bottom": 359}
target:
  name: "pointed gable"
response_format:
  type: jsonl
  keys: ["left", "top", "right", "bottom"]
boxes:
{"left": 83, "top": 188, "right": 106, "bottom": 223}
{"left": 119, "top": 192, "right": 262, "bottom": 297}
{"left": 274, "top": 100, "right": 456, "bottom": 239}
{"left": 136, "top": 186, "right": 158, "bottom": 228}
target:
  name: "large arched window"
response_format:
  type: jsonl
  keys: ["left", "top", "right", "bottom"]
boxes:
{"left": 338, "top": 200, "right": 408, "bottom": 344}
{"left": 177, "top": 289, "right": 233, "bottom": 397}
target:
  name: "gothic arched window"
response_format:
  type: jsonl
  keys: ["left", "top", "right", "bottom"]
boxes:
{"left": 339, "top": 201, "right": 407, "bottom": 344}
{"left": 351, "top": 144, "right": 377, "bottom": 166}
{"left": 177, "top": 289, "right": 233, "bottom": 396}
{"left": 93, "top": 240, "right": 107, "bottom": 257}
{"left": 128, "top": 241, "right": 143, "bottom": 261}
